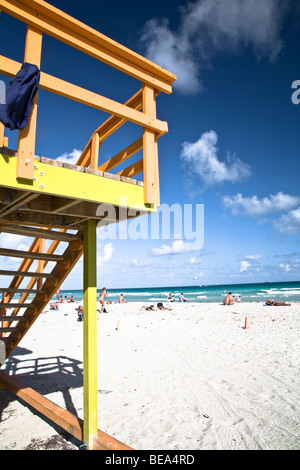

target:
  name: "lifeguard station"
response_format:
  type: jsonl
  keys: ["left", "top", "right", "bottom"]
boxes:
{"left": 0, "top": 0, "right": 175, "bottom": 449}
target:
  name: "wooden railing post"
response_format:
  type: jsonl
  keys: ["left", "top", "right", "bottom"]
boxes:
{"left": 0, "top": 122, "right": 8, "bottom": 148}
{"left": 90, "top": 133, "right": 100, "bottom": 170}
{"left": 17, "top": 26, "right": 42, "bottom": 180}
{"left": 142, "top": 85, "right": 160, "bottom": 205}
{"left": 0, "top": 122, "right": 4, "bottom": 147}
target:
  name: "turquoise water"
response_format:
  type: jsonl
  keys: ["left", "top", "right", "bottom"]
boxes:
{"left": 57, "top": 280, "right": 300, "bottom": 304}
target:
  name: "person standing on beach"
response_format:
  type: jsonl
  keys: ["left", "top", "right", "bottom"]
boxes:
{"left": 77, "top": 305, "right": 83, "bottom": 321}
{"left": 99, "top": 287, "right": 108, "bottom": 312}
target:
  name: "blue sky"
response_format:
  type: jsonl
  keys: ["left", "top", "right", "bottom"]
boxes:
{"left": 1, "top": 0, "right": 300, "bottom": 289}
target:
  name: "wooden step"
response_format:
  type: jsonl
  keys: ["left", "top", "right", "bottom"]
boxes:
{"left": 0, "top": 248, "right": 66, "bottom": 262}
{"left": 0, "top": 327, "right": 22, "bottom": 333}
{"left": 0, "top": 316, "right": 29, "bottom": 321}
{"left": 0, "top": 224, "right": 83, "bottom": 242}
{"left": 0, "top": 303, "right": 38, "bottom": 309}
{"left": 0, "top": 336, "right": 12, "bottom": 343}
{"left": 2, "top": 232, "right": 84, "bottom": 358}
{"left": 0, "top": 270, "right": 55, "bottom": 278}
{"left": 0, "top": 287, "right": 48, "bottom": 294}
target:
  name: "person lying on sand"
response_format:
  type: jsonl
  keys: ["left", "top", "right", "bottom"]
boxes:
{"left": 157, "top": 302, "right": 169, "bottom": 310}
{"left": 141, "top": 303, "right": 170, "bottom": 311}
{"left": 265, "top": 299, "right": 291, "bottom": 306}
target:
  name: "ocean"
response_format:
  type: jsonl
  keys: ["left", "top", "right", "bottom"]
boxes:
{"left": 56, "top": 280, "right": 300, "bottom": 304}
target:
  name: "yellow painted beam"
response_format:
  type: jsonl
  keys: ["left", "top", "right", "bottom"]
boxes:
{"left": 83, "top": 219, "right": 98, "bottom": 450}
{"left": 0, "top": 153, "right": 156, "bottom": 212}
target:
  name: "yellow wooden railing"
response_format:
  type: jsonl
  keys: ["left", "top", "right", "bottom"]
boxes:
{"left": 0, "top": 0, "right": 176, "bottom": 205}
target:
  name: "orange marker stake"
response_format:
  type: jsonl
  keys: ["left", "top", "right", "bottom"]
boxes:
{"left": 243, "top": 317, "right": 250, "bottom": 329}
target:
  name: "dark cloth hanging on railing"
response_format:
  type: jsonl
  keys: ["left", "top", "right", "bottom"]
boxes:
{"left": 0, "top": 62, "right": 40, "bottom": 130}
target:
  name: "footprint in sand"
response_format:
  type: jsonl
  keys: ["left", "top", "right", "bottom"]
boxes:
{"left": 253, "top": 391, "right": 275, "bottom": 403}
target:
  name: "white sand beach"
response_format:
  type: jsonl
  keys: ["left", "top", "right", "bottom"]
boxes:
{"left": 0, "top": 300, "right": 299, "bottom": 450}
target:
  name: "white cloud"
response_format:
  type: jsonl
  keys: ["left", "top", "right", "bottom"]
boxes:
{"left": 273, "top": 207, "right": 300, "bottom": 235}
{"left": 245, "top": 254, "right": 262, "bottom": 260}
{"left": 56, "top": 148, "right": 82, "bottom": 165}
{"left": 223, "top": 192, "right": 300, "bottom": 217}
{"left": 97, "top": 243, "right": 114, "bottom": 266}
{"left": 192, "top": 272, "right": 204, "bottom": 280}
{"left": 120, "top": 259, "right": 149, "bottom": 267}
{"left": 180, "top": 130, "right": 251, "bottom": 187}
{"left": 279, "top": 263, "right": 291, "bottom": 272}
{"left": 151, "top": 239, "right": 192, "bottom": 256}
{"left": 140, "top": 0, "right": 289, "bottom": 94}
{"left": 140, "top": 18, "right": 200, "bottom": 95}
{"left": 189, "top": 257, "right": 202, "bottom": 264}
{"left": 131, "top": 259, "right": 148, "bottom": 267}
{"left": 0, "top": 233, "right": 29, "bottom": 250}
{"left": 240, "top": 260, "right": 250, "bottom": 272}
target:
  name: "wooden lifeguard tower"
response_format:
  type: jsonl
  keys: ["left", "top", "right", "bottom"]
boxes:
{"left": 0, "top": 0, "right": 176, "bottom": 449}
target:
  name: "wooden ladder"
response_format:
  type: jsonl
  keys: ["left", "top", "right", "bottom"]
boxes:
{"left": 0, "top": 224, "right": 83, "bottom": 360}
